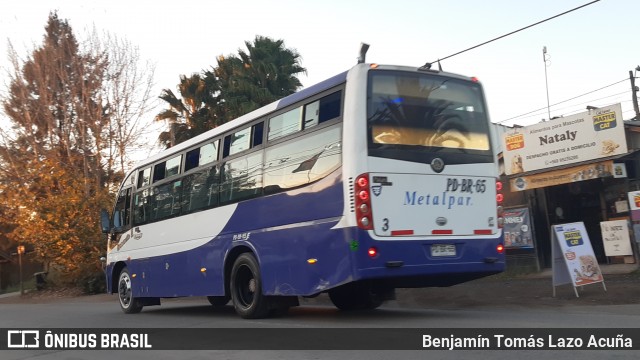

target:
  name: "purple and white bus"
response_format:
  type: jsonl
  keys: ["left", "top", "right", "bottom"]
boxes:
{"left": 101, "top": 62, "right": 505, "bottom": 318}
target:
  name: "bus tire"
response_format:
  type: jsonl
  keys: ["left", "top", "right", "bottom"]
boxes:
{"left": 230, "top": 253, "right": 270, "bottom": 319}
{"left": 118, "top": 268, "right": 143, "bottom": 314}
{"left": 207, "top": 295, "right": 230, "bottom": 307}
{"left": 328, "top": 282, "right": 383, "bottom": 311}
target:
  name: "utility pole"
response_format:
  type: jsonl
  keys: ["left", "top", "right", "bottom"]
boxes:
{"left": 630, "top": 70, "right": 640, "bottom": 120}
{"left": 543, "top": 47, "right": 551, "bottom": 121}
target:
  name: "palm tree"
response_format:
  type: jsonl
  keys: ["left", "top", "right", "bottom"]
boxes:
{"left": 156, "top": 36, "right": 306, "bottom": 147}
{"left": 155, "top": 74, "right": 220, "bottom": 147}
{"left": 241, "top": 36, "right": 306, "bottom": 97}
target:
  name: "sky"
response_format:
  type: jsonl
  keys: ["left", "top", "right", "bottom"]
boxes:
{"left": 1, "top": 0, "right": 639, "bottom": 133}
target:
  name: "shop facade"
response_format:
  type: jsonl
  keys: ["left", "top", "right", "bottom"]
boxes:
{"left": 497, "top": 104, "right": 640, "bottom": 270}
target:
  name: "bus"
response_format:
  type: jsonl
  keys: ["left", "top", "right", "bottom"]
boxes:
{"left": 101, "top": 60, "right": 505, "bottom": 318}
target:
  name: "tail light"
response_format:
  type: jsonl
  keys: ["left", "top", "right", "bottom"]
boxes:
{"left": 496, "top": 244, "right": 505, "bottom": 254}
{"left": 496, "top": 179, "right": 504, "bottom": 229}
{"left": 367, "top": 247, "right": 378, "bottom": 258}
{"left": 355, "top": 174, "right": 373, "bottom": 230}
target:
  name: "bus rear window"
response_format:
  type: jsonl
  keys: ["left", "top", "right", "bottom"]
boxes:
{"left": 367, "top": 72, "right": 491, "bottom": 152}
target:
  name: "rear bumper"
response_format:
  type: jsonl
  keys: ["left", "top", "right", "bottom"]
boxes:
{"left": 349, "top": 228, "right": 505, "bottom": 287}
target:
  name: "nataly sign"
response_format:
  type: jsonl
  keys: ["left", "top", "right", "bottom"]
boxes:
{"left": 503, "top": 103, "right": 626, "bottom": 175}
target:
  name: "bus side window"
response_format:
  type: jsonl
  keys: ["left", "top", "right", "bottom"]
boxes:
{"left": 133, "top": 189, "right": 150, "bottom": 225}
{"left": 152, "top": 179, "right": 183, "bottom": 221}
{"left": 304, "top": 91, "right": 342, "bottom": 129}
{"left": 153, "top": 155, "right": 182, "bottom": 183}
{"left": 264, "top": 125, "right": 342, "bottom": 193}
{"left": 184, "top": 165, "right": 219, "bottom": 212}
{"left": 220, "top": 152, "right": 262, "bottom": 204}
{"left": 252, "top": 122, "right": 264, "bottom": 147}
{"left": 113, "top": 188, "right": 132, "bottom": 231}
{"left": 185, "top": 147, "right": 200, "bottom": 172}
{"left": 186, "top": 141, "right": 219, "bottom": 172}
{"left": 317, "top": 91, "right": 341, "bottom": 123}
{"left": 304, "top": 101, "right": 319, "bottom": 129}
{"left": 229, "top": 128, "right": 251, "bottom": 156}
{"left": 268, "top": 107, "right": 302, "bottom": 140}
{"left": 138, "top": 168, "right": 151, "bottom": 188}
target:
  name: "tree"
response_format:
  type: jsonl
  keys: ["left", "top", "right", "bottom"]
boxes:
{"left": 156, "top": 36, "right": 306, "bottom": 147}
{"left": 0, "top": 12, "right": 155, "bottom": 287}
{"left": 155, "top": 73, "right": 220, "bottom": 147}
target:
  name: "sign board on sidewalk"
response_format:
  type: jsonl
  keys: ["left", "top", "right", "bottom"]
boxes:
{"left": 503, "top": 207, "right": 534, "bottom": 249}
{"left": 600, "top": 220, "right": 633, "bottom": 257}
{"left": 551, "top": 222, "right": 606, "bottom": 297}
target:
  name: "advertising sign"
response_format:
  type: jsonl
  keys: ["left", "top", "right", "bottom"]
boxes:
{"left": 613, "top": 163, "right": 628, "bottom": 178}
{"left": 510, "top": 160, "right": 612, "bottom": 192}
{"left": 551, "top": 222, "right": 606, "bottom": 297}
{"left": 503, "top": 103, "right": 626, "bottom": 175}
{"left": 627, "top": 190, "right": 640, "bottom": 221}
{"left": 503, "top": 207, "right": 534, "bottom": 248}
{"left": 600, "top": 220, "right": 633, "bottom": 256}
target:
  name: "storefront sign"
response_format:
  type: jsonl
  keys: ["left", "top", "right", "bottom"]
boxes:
{"left": 509, "top": 160, "right": 612, "bottom": 192}
{"left": 503, "top": 103, "right": 626, "bottom": 175}
{"left": 503, "top": 207, "right": 534, "bottom": 249}
{"left": 551, "top": 222, "right": 606, "bottom": 297}
{"left": 600, "top": 220, "right": 633, "bottom": 256}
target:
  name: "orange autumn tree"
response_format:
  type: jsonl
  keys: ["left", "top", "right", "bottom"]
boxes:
{"left": 0, "top": 12, "right": 155, "bottom": 291}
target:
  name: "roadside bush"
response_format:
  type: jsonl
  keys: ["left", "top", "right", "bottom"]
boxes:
{"left": 76, "top": 271, "right": 106, "bottom": 294}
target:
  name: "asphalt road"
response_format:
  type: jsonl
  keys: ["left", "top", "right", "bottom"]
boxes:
{"left": 1, "top": 293, "right": 640, "bottom": 360}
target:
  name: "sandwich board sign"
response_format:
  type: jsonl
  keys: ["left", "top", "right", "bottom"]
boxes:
{"left": 551, "top": 222, "right": 606, "bottom": 297}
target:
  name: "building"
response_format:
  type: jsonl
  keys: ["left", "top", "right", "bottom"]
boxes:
{"left": 495, "top": 104, "right": 640, "bottom": 271}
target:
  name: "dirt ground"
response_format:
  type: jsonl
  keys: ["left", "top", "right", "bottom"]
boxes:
{"left": 2, "top": 270, "right": 640, "bottom": 309}
{"left": 392, "top": 271, "right": 640, "bottom": 309}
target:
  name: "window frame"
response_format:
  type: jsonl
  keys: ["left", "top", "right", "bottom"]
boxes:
{"left": 266, "top": 87, "right": 344, "bottom": 147}
{"left": 184, "top": 138, "right": 221, "bottom": 174}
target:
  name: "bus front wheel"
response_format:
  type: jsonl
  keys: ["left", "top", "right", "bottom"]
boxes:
{"left": 118, "top": 268, "right": 143, "bottom": 314}
{"left": 230, "top": 253, "right": 270, "bottom": 319}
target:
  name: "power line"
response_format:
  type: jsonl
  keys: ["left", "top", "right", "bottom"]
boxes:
{"left": 430, "top": 0, "right": 601, "bottom": 65}
{"left": 545, "top": 91, "right": 630, "bottom": 117}
{"left": 496, "top": 78, "right": 627, "bottom": 124}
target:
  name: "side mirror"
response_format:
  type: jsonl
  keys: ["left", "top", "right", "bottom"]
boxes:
{"left": 100, "top": 209, "right": 111, "bottom": 234}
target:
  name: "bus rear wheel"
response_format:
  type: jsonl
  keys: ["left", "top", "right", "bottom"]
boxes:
{"left": 328, "top": 282, "right": 384, "bottom": 311}
{"left": 207, "top": 295, "right": 230, "bottom": 307}
{"left": 230, "top": 253, "right": 270, "bottom": 319}
{"left": 118, "top": 268, "right": 143, "bottom": 314}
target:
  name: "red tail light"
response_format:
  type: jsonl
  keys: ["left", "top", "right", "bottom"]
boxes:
{"left": 355, "top": 174, "right": 373, "bottom": 230}
{"left": 368, "top": 247, "right": 378, "bottom": 258}
{"left": 496, "top": 244, "right": 505, "bottom": 254}
{"left": 496, "top": 179, "right": 504, "bottom": 229}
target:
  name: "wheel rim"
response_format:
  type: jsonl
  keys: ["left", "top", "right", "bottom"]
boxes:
{"left": 118, "top": 273, "right": 133, "bottom": 309}
{"left": 235, "top": 264, "right": 256, "bottom": 308}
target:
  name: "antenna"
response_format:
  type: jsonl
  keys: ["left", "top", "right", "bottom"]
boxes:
{"left": 357, "top": 43, "right": 370, "bottom": 64}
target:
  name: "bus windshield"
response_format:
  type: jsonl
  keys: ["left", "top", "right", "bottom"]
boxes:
{"left": 367, "top": 71, "right": 492, "bottom": 162}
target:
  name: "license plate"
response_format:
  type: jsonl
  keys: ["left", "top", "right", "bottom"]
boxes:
{"left": 431, "top": 244, "right": 456, "bottom": 257}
